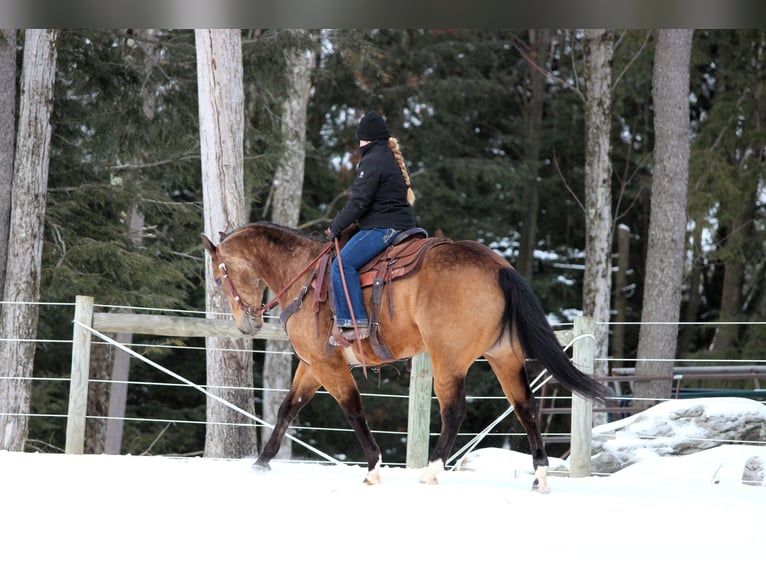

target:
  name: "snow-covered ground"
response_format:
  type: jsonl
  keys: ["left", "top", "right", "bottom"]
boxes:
{"left": 2, "top": 399, "right": 765, "bottom": 574}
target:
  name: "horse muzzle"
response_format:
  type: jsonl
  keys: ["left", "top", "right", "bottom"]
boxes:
{"left": 236, "top": 312, "right": 263, "bottom": 335}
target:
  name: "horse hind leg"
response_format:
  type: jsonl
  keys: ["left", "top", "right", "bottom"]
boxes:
{"left": 420, "top": 371, "right": 468, "bottom": 485}
{"left": 485, "top": 355, "right": 551, "bottom": 493}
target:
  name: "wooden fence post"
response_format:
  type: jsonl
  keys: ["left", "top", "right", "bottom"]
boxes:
{"left": 66, "top": 295, "right": 94, "bottom": 454}
{"left": 569, "top": 315, "right": 594, "bottom": 477}
{"left": 406, "top": 352, "right": 433, "bottom": 468}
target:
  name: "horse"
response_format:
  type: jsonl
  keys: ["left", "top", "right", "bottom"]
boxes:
{"left": 201, "top": 222, "right": 609, "bottom": 492}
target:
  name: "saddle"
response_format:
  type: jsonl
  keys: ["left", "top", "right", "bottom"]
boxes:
{"left": 308, "top": 228, "right": 450, "bottom": 360}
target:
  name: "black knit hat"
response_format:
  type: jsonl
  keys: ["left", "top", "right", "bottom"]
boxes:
{"left": 356, "top": 111, "right": 391, "bottom": 141}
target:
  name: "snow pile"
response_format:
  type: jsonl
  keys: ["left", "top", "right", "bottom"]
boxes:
{"left": 610, "top": 444, "right": 766, "bottom": 486}
{"left": 591, "top": 397, "right": 766, "bottom": 475}
{"left": 456, "top": 446, "right": 569, "bottom": 475}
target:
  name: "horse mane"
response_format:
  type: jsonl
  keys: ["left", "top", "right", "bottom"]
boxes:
{"left": 224, "top": 221, "right": 312, "bottom": 241}
{"left": 224, "top": 221, "right": 324, "bottom": 254}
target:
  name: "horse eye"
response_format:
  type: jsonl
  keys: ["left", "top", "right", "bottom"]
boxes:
{"left": 215, "top": 277, "right": 222, "bottom": 286}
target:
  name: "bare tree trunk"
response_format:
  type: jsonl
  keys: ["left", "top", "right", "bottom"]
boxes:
{"left": 0, "top": 29, "right": 59, "bottom": 451}
{"left": 678, "top": 220, "right": 703, "bottom": 355}
{"left": 516, "top": 29, "right": 550, "bottom": 279}
{"left": 84, "top": 341, "right": 112, "bottom": 453}
{"left": 611, "top": 224, "right": 630, "bottom": 372}
{"left": 582, "top": 29, "right": 614, "bottom": 391}
{"left": 262, "top": 30, "right": 315, "bottom": 460}
{"left": 0, "top": 30, "right": 16, "bottom": 300}
{"left": 196, "top": 29, "right": 257, "bottom": 458}
{"left": 634, "top": 29, "right": 694, "bottom": 406}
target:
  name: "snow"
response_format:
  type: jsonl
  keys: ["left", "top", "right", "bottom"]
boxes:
{"left": 2, "top": 398, "right": 765, "bottom": 573}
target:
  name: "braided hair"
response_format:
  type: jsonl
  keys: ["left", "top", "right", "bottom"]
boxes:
{"left": 388, "top": 137, "right": 415, "bottom": 205}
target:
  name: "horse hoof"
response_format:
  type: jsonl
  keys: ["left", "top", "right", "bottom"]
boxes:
{"left": 531, "top": 478, "right": 551, "bottom": 494}
{"left": 532, "top": 465, "right": 551, "bottom": 493}
{"left": 363, "top": 458, "right": 382, "bottom": 485}
{"left": 252, "top": 460, "right": 271, "bottom": 472}
{"left": 419, "top": 459, "right": 444, "bottom": 485}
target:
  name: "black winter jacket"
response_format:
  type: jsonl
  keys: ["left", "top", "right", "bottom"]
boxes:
{"left": 329, "top": 139, "right": 416, "bottom": 235}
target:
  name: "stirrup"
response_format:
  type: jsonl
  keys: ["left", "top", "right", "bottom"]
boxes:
{"left": 328, "top": 320, "right": 369, "bottom": 347}
{"left": 328, "top": 320, "right": 352, "bottom": 347}
{"left": 342, "top": 326, "right": 369, "bottom": 341}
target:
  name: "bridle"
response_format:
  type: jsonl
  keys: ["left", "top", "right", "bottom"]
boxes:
{"left": 216, "top": 262, "right": 270, "bottom": 318}
{"left": 216, "top": 241, "right": 334, "bottom": 319}
{"left": 216, "top": 238, "right": 368, "bottom": 377}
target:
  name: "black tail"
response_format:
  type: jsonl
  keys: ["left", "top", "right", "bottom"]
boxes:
{"left": 499, "top": 267, "right": 610, "bottom": 403}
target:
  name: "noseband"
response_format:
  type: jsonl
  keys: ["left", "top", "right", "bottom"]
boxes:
{"left": 217, "top": 262, "right": 267, "bottom": 318}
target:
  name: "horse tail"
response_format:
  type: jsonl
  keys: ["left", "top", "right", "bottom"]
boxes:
{"left": 498, "top": 267, "right": 610, "bottom": 403}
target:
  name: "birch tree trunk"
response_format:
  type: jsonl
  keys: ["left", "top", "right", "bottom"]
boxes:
{"left": 634, "top": 29, "right": 694, "bottom": 405}
{"left": 582, "top": 29, "right": 614, "bottom": 390}
{"left": 0, "top": 30, "right": 16, "bottom": 300}
{"left": 196, "top": 29, "right": 257, "bottom": 458}
{"left": 0, "top": 29, "right": 59, "bottom": 451}
{"left": 262, "top": 30, "right": 315, "bottom": 460}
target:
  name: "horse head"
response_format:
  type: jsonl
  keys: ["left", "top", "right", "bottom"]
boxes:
{"left": 201, "top": 232, "right": 266, "bottom": 335}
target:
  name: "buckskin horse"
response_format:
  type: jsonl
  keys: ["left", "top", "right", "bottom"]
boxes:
{"left": 201, "top": 222, "right": 609, "bottom": 492}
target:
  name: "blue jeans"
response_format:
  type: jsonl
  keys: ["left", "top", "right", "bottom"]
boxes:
{"left": 332, "top": 228, "right": 398, "bottom": 327}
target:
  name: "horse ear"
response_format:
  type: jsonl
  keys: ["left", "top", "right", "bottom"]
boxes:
{"left": 219, "top": 231, "right": 229, "bottom": 242}
{"left": 200, "top": 233, "right": 217, "bottom": 255}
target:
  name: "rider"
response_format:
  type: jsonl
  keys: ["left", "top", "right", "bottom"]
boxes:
{"left": 325, "top": 111, "right": 416, "bottom": 345}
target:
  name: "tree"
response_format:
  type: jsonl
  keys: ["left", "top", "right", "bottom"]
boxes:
{"left": 36, "top": 30, "right": 204, "bottom": 453}
{"left": 0, "top": 30, "right": 15, "bottom": 300}
{"left": 582, "top": 29, "right": 615, "bottom": 383}
{"left": 691, "top": 31, "right": 766, "bottom": 360}
{"left": 261, "top": 29, "right": 316, "bottom": 459}
{"left": 0, "top": 29, "right": 59, "bottom": 451}
{"left": 516, "top": 29, "right": 551, "bottom": 279}
{"left": 634, "top": 29, "right": 694, "bottom": 404}
{"left": 196, "top": 29, "right": 257, "bottom": 458}
{"left": 101, "top": 29, "right": 159, "bottom": 454}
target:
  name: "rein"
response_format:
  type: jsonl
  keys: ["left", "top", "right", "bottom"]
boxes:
{"left": 334, "top": 236, "right": 368, "bottom": 378}
{"left": 218, "top": 241, "right": 334, "bottom": 318}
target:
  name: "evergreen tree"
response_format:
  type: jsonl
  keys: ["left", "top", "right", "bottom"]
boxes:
{"left": 687, "top": 30, "right": 766, "bottom": 363}
{"left": 33, "top": 30, "right": 205, "bottom": 452}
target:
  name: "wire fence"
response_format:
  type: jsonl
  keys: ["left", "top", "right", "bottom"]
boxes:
{"left": 2, "top": 300, "right": 765, "bottom": 467}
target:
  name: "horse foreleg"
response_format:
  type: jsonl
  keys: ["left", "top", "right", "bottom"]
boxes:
{"left": 254, "top": 364, "right": 320, "bottom": 471}
{"left": 337, "top": 391, "right": 382, "bottom": 485}
{"left": 421, "top": 375, "right": 467, "bottom": 485}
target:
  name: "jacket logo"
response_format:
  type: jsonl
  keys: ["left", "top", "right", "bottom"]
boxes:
{"left": 358, "top": 170, "right": 365, "bottom": 178}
